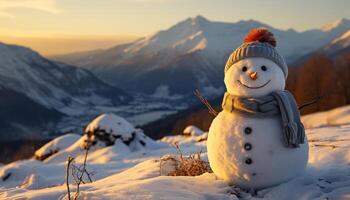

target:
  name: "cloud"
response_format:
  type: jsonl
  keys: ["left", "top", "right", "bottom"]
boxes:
{"left": 0, "top": 0, "right": 59, "bottom": 18}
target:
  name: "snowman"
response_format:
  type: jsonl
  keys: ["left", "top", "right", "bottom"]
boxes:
{"left": 207, "top": 28, "right": 308, "bottom": 190}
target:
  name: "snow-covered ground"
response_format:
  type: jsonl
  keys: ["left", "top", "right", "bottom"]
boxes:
{"left": 302, "top": 105, "right": 350, "bottom": 128}
{"left": 1, "top": 110, "right": 350, "bottom": 200}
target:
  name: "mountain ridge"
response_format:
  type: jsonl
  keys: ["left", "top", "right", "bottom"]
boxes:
{"left": 52, "top": 16, "right": 350, "bottom": 97}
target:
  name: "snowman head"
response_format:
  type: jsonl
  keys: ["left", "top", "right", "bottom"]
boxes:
{"left": 224, "top": 28, "right": 288, "bottom": 98}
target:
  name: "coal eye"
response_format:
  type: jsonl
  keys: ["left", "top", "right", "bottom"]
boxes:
{"left": 242, "top": 66, "right": 247, "bottom": 72}
{"left": 261, "top": 65, "right": 267, "bottom": 71}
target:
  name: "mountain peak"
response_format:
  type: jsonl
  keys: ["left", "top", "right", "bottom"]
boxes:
{"left": 176, "top": 15, "right": 210, "bottom": 27}
{"left": 192, "top": 15, "right": 209, "bottom": 23}
{"left": 321, "top": 18, "right": 350, "bottom": 31}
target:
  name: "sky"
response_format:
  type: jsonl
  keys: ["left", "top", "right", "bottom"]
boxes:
{"left": 0, "top": 0, "right": 349, "bottom": 55}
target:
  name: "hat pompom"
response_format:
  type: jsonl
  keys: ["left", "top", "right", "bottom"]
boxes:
{"left": 244, "top": 28, "right": 276, "bottom": 47}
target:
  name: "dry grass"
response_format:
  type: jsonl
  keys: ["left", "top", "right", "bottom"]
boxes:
{"left": 160, "top": 142, "right": 212, "bottom": 177}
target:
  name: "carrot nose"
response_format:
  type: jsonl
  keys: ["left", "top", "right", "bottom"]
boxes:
{"left": 249, "top": 71, "right": 258, "bottom": 80}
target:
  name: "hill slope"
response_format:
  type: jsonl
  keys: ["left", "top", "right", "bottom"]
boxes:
{"left": 0, "top": 42, "right": 132, "bottom": 140}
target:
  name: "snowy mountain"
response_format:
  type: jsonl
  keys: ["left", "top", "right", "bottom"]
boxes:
{"left": 0, "top": 42, "right": 131, "bottom": 140}
{"left": 0, "top": 42, "right": 131, "bottom": 113}
{"left": 53, "top": 16, "right": 350, "bottom": 96}
{"left": 1, "top": 110, "right": 350, "bottom": 199}
{"left": 321, "top": 29, "right": 350, "bottom": 55}
{"left": 321, "top": 17, "right": 350, "bottom": 32}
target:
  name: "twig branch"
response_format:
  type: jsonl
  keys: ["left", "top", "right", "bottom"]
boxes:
{"left": 312, "top": 144, "right": 339, "bottom": 149}
{"left": 65, "top": 138, "right": 93, "bottom": 200}
{"left": 173, "top": 142, "right": 183, "bottom": 161}
{"left": 298, "top": 82, "right": 345, "bottom": 111}
{"left": 298, "top": 96, "right": 322, "bottom": 110}
{"left": 74, "top": 141, "right": 91, "bottom": 200}
{"left": 66, "top": 156, "right": 74, "bottom": 200}
{"left": 71, "top": 165, "right": 78, "bottom": 185}
{"left": 194, "top": 89, "right": 218, "bottom": 116}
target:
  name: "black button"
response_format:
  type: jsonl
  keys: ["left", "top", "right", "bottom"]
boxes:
{"left": 245, "top": 158, "right": 253, "bottom": 165}
{"left": 244, "top": 143, "right": 252, "bottom": 151}
{"left": 244, "top": 127, "right": 252, "bottom": 135}
{"left": 252, "top": 172, "right": 257, "bottom": 176}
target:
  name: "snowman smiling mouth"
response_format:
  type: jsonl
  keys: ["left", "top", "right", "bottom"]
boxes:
{"left": 237, "top": 80, "right": 271, "bottom": 89}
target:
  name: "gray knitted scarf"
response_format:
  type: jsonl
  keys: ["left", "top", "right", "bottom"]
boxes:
{"left": 222, "top": 91, "right": 305, "bottom": 148}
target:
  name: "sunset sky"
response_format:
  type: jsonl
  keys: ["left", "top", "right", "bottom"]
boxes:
{"left": 0, "top": 0, "right": 349, "bottom": 55}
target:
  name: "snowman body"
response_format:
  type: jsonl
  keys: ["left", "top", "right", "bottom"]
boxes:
{"left": 208, "top": 111, "right": 308, "bottom": 189}
{"left": 207, "top": 56, "right": 309, "bottom": 189}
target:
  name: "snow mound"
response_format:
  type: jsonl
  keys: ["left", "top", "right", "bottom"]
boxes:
{"left": 35, "top": 133, "right": 81, "bottom": 161}
{"left": 0, "top": 159, "right": 64, "bottom": 189}
{"left": 302, "top": 105, "right": 350, "bottom": 128}
{"left": 85, "top": 113, "right": 135, "bottom": 140}
{"left": 183, "top": 125, "right": 204, "bottom": 136}
{"left": 40, "top": 114, "right": 168, "bottom": 164}
{"left": 83, "top": 113, "right": 166, "bottom": 151}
